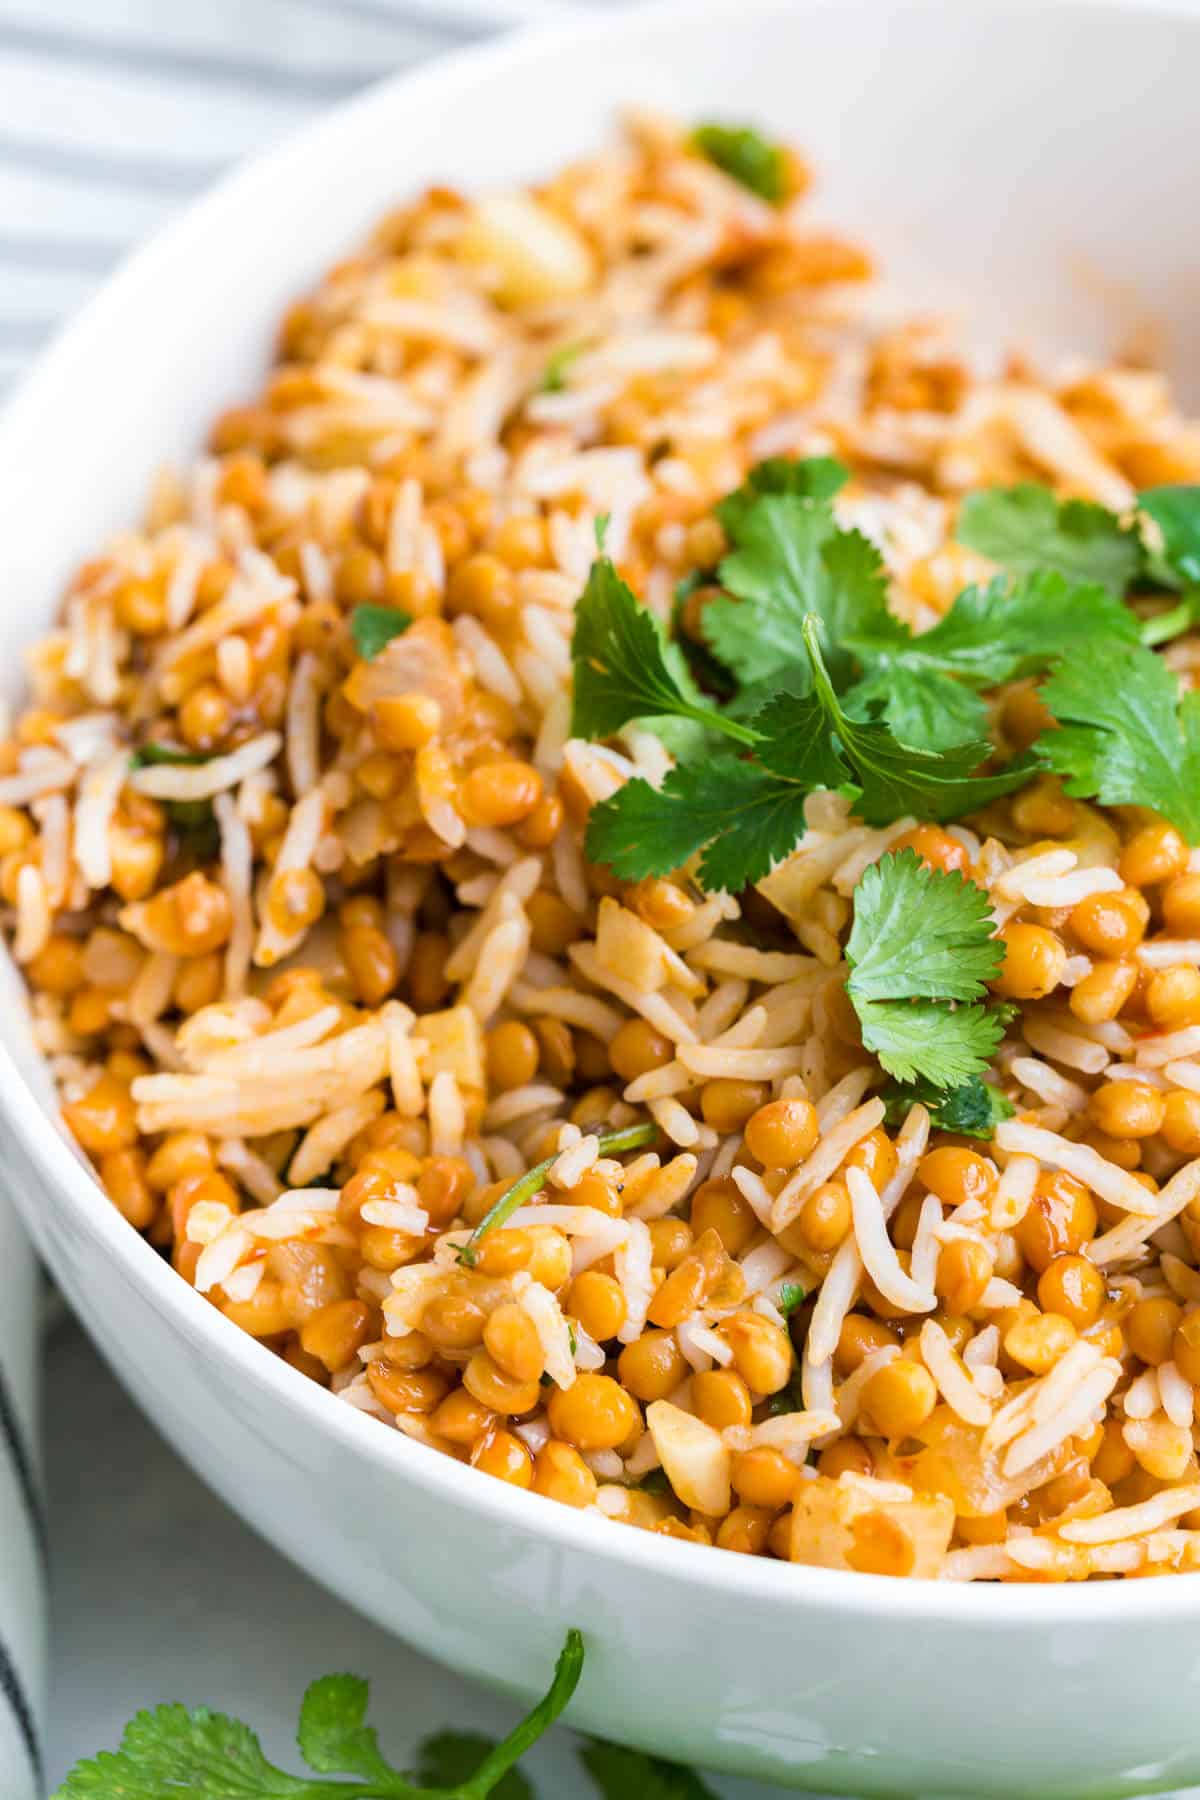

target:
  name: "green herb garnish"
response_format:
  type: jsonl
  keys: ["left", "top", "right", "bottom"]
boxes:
{"left": 582, "top": 611, "right": 1030, "bottom": 892}
{"left": 54, "top": 1629, "right": 583, "bottom": 1799}
{"left": 691, "top": 122, "right": 788, "bottom": 205}
{"left": 351, "top": 604, "right": 412, "bottom": 661}
{"left": 539, "top": 341, "right": 587, "bottom": 394}
{"left": 1035, "top": 640, "right": 1200, "bottom": 842}
{"left": 776, "top": 1281, "right": 808, "bottom": 1318}
{"left": 956, "top": 483, "right": 1143, "bottom": 596}
{"left": 881, "top": 1072, "right": 1015, "bottom": 1139}
{"left": 130, "top": 741, "right": 209, "bottom": 768}
{"left": 844, "top": 849, "right": 1008, "bottom": 1089}
{"left": 456, "top": 1123, "right": 658, "bottom": 1268}
{"left": 844, "top": 570, "right": 1139, "bottom": 752}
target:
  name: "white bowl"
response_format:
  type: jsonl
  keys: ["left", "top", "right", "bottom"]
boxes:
{"left": 4, "top": 3, "right": 1200, "bottom": 1792}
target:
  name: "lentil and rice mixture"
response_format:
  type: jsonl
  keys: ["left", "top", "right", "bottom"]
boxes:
{"left": 12, "top": 112, "right": 1200, "bottom": 1582}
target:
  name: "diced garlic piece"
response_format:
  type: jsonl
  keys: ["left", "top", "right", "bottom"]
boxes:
{"left": 646, "top": 1399, "right": 731, "bottom": 1516}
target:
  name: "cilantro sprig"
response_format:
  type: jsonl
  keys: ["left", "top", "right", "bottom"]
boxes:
{"left": 456, "top": 1122, "right": 658, "bottom": 1267}
{"left": 54, "top": 1633, "right": 717, "bottom": 1800}
{"left": 844, "top": 850, "right": 1008, "bottom": 1089}
{"left": 54, "top": 1631, "right": 584, "bottom": 1800}
{"left": 578, "top": 582, "right": 1030, "bottom": 891}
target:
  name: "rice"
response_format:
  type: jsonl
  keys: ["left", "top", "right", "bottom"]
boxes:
{"left": 15, "top": 110, "right": 1200, "bottom": 1584}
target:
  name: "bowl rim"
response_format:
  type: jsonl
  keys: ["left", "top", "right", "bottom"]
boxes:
{"left": 5, "top": 0, "right": 1200, "bottom": 1628}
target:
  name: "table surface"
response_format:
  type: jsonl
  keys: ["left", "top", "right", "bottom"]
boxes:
{"left": 43, "top": 1322, "right": 795, "bottom": 1798}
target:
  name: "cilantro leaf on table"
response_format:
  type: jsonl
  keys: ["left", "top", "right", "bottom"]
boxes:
{"left": 579, "top": 1739, "right": 720, "bottom": 1799}
{"left": 52, "top": 1704, "right": 319, "bottom": 1800}
{"left": 1035, "top": 641, "right": 1200, "bottom": 841}
{"left": 584, "top": 753, "right": 818, "bottom": 891}
{"left": 54, "top": 1630, "right": 585, "bottom": 1800}
{"left": 844, "top": 570, "right": 1139, "bottom": 750}
{"left": 298, "top": 1676, "right": 399, "bottom": 1786}
{"left": 956, "top": 483, "right": 1142, "bottom": 596}
{"left": 351, "top": 604, "right": 412, "bottom": 661}
{"left": 705, "top": 497, "right": 891, "bottom": 689}
{"left": 570, "top": 555, "right": 756, "bottom": 748}
{"left": 690, "top": 122, "right": 788, "bottom": 204}
{"left": 844, "top": 849, "right": 1007, "bottom": 1089}
{"left": 881, "top": 1072, "right": 1015, "bottom": 1139}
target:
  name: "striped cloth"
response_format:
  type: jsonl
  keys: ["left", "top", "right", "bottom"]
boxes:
{"left": 0, "top": 0, "right": 600, "bottom": 399}
{"left": 0, "top": 1, "right": 597, "bottom": 1788}
{"left": 0, "top": 1192, "right": 44, "bottom": 1800}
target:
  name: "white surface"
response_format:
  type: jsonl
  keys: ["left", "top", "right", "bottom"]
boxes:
{"left": 6, "top": 2, "right": 1200, "bottom": 1793}
{"left": 44, "top": 1324, "right": 789, "bottom": 1799}
{"left": 0, "top": 0, "right": 606, "bottom": 396}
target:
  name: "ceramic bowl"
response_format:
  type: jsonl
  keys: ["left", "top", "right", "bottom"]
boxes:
{"left": 3, "top": 3, "right": 1200, "bottom": 1791}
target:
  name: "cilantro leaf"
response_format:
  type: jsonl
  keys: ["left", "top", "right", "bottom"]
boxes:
{"left": 844, "top": 848, "right": 1004, "bottom": 1001}
{"left": 570, "top": 557, "right": 755, "bottom": 747}
{"left": 776, "top": 1280, "right": 807, "bottom": 1317}
{"left": 351, "top": 604, "right": 411, "bottom": 661}
{"left": 584, "top": 754, "right": 815, "bottom": 892}
{"left": 690, "top": 123, "right": 788, "bottom": 204}
{"left": 753, "top": 624, "right": 1032, "bottom": 827}
{"left": 844, "top": 571, "right": 1138, "bottom": 750}
{"left": 52, "top": 1704, "right": 318, "bottom": 1800}
{"left": 1139, "top": 485, "right": 1200, "bottom": 585}
{"left": 1137, "top": 486, "right": 1200, "bottom": 640}
{"left": 844, "top": 849, "right": 1007, "bottom": 1090}
{"left": 580, "top": 1739, "right": 720, "bottom": 1799}
{"left": 843, "top": 664, "right": 989, "bottom": 754}
{"left": 413, "top": 1737, "right": 531, "bottom": 1800}
{"left": 298, "top": 1676, "right": 397, "bottom": 1785}
{"left": 956, "top": 484, "right": 1141, "bottom": 596}
{"left": 715, "top": 455, "right": 847, "bottom": 537}
{"left": 853, "top": 997, "right": 1006, "bottom": 1088}
{"left": 881, "top": 1073, "right": 1015, "bottom": 1139}
{"left": 705, "top": 498, "right": 890, "bottom": 688}
{"left": 1036, "top": 642, "right": 1200, "bottom": 842}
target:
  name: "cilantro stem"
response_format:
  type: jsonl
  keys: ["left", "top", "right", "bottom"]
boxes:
{"left": 456, "top": 1123, "right": 657, "bottom": 1266}
{"left": 691, "top": 707, "right": 760, "bottom": 749}
{"left": 800, "top": 611, "right": 836, "bottom": 708}
{"left": 455, "top": 1630, "right": 585, "bottom": 1798}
